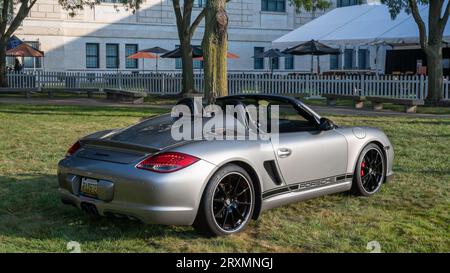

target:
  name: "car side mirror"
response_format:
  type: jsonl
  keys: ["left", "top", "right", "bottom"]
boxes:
{"left": 319, "top": 118, "right": 335, "bottom": 131}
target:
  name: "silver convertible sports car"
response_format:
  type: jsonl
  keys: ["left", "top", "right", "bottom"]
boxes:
{"left": 58, "top": 95, "right": 394, "bottom": 236}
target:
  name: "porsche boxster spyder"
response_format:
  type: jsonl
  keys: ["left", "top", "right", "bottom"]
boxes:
{"left": 58, "top": 95, "right": 394, "bottom": 236}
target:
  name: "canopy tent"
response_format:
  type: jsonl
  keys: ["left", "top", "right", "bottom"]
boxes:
{"left": 272, "top": 3, "right": 450, "bottom": 49}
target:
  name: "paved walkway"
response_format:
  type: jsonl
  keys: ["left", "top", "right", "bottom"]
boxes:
{"left": 310, "top": 105, "right": 450, "bottom": 119}
{"left": 0, "top": 97, "right": 449, "bottom": 119}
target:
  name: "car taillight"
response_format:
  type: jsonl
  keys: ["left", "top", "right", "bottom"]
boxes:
{"left": 66, "top": 141, "right": 81, "bottom": 157}
{"left": 136, "top": 152, "right": 199, "bottom": 173}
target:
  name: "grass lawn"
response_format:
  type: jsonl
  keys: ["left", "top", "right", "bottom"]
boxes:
{"left": 0, "top": 103, "right": 448, "bottom": 253}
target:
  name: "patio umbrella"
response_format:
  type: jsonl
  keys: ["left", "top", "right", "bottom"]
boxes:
{"left": 6, "top": 43, "right": 45, "bottom": 71}
{"left": 160, "top": 45, "right": 203, "bottom": 59}
{"left": 193, "top": 52, "right": 240, "bottom": 61}
{"left": 127, "top": 51, "right": 157, "bottom": 72}
{"left": 162, "top": 46, "right": 239, "bottom": 72}
{"left": 252, "top": 48, "right": 288, "bottom": 73}
{"left": 6, "top": 43, "right": 44, "bottom": 57}
{"left": 7, "top": 35, "right": 23, "bottom": 50}
{"left": 139, "top": 47, "right": 169, "bottom": 72}
{"left": 282, "top": 40, "right": 340, "bottom": 74}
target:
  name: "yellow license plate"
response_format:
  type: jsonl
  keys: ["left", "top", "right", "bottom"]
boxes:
{"left": 80, "top": 178, "right": 98, "bottom": 197}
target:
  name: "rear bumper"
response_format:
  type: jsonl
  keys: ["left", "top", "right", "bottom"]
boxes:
{"left": 58, "top": 156, "right": 216, "bottom": 225}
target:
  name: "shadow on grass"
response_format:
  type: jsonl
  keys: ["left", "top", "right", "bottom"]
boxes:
{"left": 0, "top": 104, "right": 169, "bottom": 118}
{"left": 0, "top": 174, "right": 204, "bottom": 246}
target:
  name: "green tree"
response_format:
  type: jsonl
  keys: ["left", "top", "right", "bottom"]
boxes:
{"left": 202, "top": 0, "right": 228, "bottom": 102}
{"left": 172, "top": 0, "right": 205, "bottom": 95}
{"left": 0, "top": 0, "right": 38, "bottom": 87}
{"left": 382, "top": 0, "right": 450, "bottom": 103}
{"left": 201, "top": 0, "right": 332, "bottom": 103}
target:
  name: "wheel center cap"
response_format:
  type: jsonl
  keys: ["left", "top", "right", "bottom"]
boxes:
{"left": 225, "top": 198, "right": 231, "bottom": 206}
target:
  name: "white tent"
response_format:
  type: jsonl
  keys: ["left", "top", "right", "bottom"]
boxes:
{"left": 272, "top": 3, "right": 450, "bottom": 49}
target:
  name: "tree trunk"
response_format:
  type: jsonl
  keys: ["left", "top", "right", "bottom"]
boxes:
{"left": 425, "top": 45, "right": 444, "bottom": 103}
{"left": 0, "top": 40, "right": 7, "bottom": 87}
{"left": 202, "top": 0, "right": 228, "bottom": 104}
{"left": 423, "top": 0, "right": 444, "bottom": 103}
{"left": 180, "top": 41, "right": 195, "bottom": 96}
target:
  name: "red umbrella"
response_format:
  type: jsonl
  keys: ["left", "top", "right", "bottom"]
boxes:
{"left": 127, "top": 51, "right": 157, "bottom": 72}
{"left": 127, "top": 51, "right": 157, "bottom": 59}
{"left": 6, "top": 43, "right": 44, "bottom": 57}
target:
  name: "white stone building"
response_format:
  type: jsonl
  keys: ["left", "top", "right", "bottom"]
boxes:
{"left": 12, "top": 0, "right": 368, "bottom": 72}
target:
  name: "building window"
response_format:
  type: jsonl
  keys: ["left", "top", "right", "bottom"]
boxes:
{"left": 344, "top": 49, "right": 354, "bottom": 69}
{"left": 23, "top": 41, "right": 41, "bottom": 69}
{"left": 330, "top": 54, "right": 339, "bottom": 70}
{"left": 193, "top": 59, "right": 203, "bottom": 69}
{"left": 285, "top": 55, "right": 294, "bottom": 70}
{"left": 261, "top": 0, "right": 286, "bottom": 12}
{"left": 194, "top": 0, "right": 207, "bottom": 8}
{"left": 358, "top": 48, "right": 370, "bottom": 69}
{"left": 176, "top": 59, "right": 203, "bottom": 69}
{"left": 125, "top": 44, "right": 138, "bottom": 69}
{"left": 86, "top": 43, "right": 99, "bottom": 68}
{"left": 175, "top": 45, "right": 203, "bottom": 70}
{"left": 106, "top": 43, "right": 119, "bottom": 69}
{"left": 254, "top": 47, "right": 265, "bottom": 69}
{"left": 337, "top": 0, "right": 361, "bottom": 8}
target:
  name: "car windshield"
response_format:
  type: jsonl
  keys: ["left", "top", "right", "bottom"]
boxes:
{"left": 216, "top": 97, "right": 317, "bottom": 133}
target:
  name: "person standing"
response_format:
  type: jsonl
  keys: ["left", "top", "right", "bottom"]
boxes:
{"left": 14, "top": 58, "right": 23, "bottom": 72}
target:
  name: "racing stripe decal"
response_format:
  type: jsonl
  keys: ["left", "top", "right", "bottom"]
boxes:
{"left": 262, "top": 173, "right": 353, "bottom": 200}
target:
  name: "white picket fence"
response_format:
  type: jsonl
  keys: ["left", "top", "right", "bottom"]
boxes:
{"left": 5, "top": 71, "right": 450, "bottom": 100}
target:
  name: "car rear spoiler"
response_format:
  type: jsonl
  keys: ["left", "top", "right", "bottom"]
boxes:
{"left": 80, "top": 138, "right": 160, "bottom": 154}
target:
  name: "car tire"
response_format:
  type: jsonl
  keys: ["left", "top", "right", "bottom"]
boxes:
{"left": 352, "top": 143, "right": 386, "bottom": 196}
{"left": 194, "top": 164, "right": 255, "bottom": 236}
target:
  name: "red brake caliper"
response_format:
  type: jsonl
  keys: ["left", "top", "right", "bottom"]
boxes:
{"left": 360, "top": 161, "right": 366, "bottom": 176}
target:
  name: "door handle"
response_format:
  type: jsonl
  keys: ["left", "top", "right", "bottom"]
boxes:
{"left": 277, "top": 148, "right": 292, "bottom": 158}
